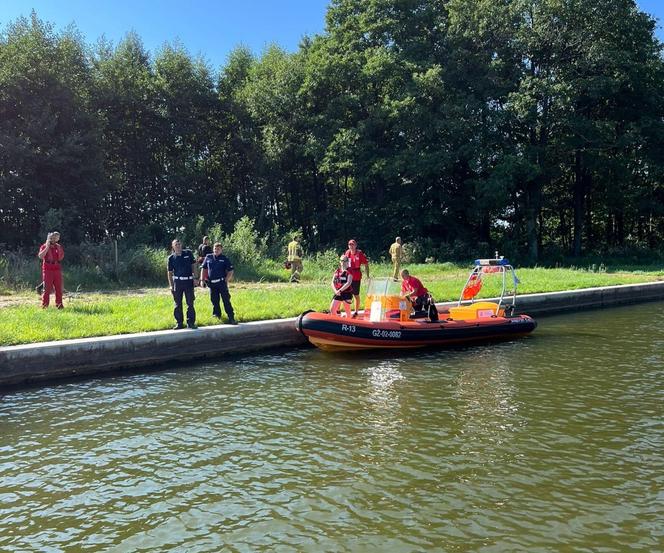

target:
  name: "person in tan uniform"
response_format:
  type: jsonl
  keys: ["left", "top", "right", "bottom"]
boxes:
{"left": 388, "top": 236, "right": 403, "bottom": 281}
{"left": 287, "top": 235, "right": 304, "bottom": 283}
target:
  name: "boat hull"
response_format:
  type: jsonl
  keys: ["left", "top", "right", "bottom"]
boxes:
{"left": 297, "top": 311, "right": 537, "bottom": 351}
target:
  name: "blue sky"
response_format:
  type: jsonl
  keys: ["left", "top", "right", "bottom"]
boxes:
{"left": 1, "top": 0, "right": 662, "bottom": 71}
{"left": 0, "top": 0, "right": 331, "bottom": 69}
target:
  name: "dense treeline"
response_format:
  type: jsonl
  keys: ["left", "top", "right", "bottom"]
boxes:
{"left": 1, "top": 1, "right": 663, "bottom": 262}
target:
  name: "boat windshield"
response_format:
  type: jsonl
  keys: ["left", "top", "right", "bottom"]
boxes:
{"left": 363, "top": 277, "right": 407, "bottom": 321}
{"left": 365, "top": 277, "right": 402, "bottom": 298}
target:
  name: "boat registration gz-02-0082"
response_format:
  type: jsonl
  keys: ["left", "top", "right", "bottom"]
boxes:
{"left": 297, "top": 255, "right": 536, "bottom": 352}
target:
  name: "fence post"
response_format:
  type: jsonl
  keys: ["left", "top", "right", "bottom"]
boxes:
{"left": 114, "top": 239, "right": 119, "bottom": 278}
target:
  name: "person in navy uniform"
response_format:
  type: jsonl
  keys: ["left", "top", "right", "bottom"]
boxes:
{"left": 200, "top": 242, "right": 237, "bottom": 324}
{"left": 167, "top": 238, "right": 199, "bottom": 329}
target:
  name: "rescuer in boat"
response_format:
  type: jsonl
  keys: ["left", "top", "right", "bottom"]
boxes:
{"left": 400, "top": 269, "right": 439, "bottom": 322}
{"left": 330, "top": 255, "right": 354, "bottom": 318}
{"left": 345, "top": 238, "right": 369, "bottom": 317}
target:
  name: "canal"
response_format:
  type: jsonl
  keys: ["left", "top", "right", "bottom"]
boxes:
{"left": 1, "top": 302, "right": 662, "bottom": 551}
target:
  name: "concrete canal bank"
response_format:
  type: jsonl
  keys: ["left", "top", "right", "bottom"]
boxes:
{"left": 1, "top": 281, "right": 663, "bottom": 387}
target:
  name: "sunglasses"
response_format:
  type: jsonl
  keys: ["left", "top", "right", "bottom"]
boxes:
{"left": 348, "top": 242, "right": 356, "bottom": 246}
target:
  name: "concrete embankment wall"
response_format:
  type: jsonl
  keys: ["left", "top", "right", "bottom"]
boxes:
{"left": 1, "top": 281, "right": 663, "bottom": 388}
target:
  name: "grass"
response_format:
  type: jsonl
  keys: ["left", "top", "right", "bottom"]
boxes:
{"left": 1, "top": 263, "right": 662, "bottom": 346}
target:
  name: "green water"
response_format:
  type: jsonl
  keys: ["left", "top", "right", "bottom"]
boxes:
{"left": 1, "top": 302, "right": 663, "bottom": 552}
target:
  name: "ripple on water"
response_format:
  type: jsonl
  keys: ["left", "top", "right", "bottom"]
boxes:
{"left": 1, "top": 302, "right": 663, "bottom": 551}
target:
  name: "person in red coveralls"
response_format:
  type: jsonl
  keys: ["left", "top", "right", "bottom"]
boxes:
{"left": 37, "top": 231, "right": 65, "bottom": 309}
{"left": 344, "top": 239, "right": 370, "bottom": 317}
{"left": 400, "top": 269, "right": 437, "bottom": 321}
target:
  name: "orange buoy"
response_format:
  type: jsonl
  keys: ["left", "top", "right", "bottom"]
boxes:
{"left": 461, "top": 274, "right": 483, "bottom": 300}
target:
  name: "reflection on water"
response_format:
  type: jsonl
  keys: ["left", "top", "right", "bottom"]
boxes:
{"left": 362, "top": 360, "right": 405, "bottom": 438}
{"left": 1, "top": 302, "right": 663, "bottom": 552}
{"left": 456, "top": 348, "right": 519, "bottom": 427}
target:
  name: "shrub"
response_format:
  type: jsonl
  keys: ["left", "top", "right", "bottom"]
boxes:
{"left": 126, "top": 246, "right": 165, "bottom": 282}
{"left": 207, "top": 223, "right": 224, "bottom": 246}
{"left": 315, "top": 248, "right": 342, "bottom": 271}
{"left": 0, "top": 251, "right": 40, "bottom": 290}
{"left": 223, "top": 216, "right": 267, "bottom": 269}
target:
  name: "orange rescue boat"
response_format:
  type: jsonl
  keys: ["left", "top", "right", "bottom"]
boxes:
{"left": 297, "top": 256, "right": 536, "bottom": 352}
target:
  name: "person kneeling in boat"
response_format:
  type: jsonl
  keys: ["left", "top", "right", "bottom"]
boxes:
{"left": 330, "top": 255, "right": 354, "bottom": 318}
{"left": 400, "top": 269, "right": 438, "bottom": 322}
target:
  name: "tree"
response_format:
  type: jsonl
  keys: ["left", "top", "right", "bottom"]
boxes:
{"left": 153, "top": 43, "right": 218, "bottom": 231}
{"left": 0, "top": 13, "right": 104, "bottom": 245}
{"left": 90, "top": 32, "right": 161, "bottom": 239}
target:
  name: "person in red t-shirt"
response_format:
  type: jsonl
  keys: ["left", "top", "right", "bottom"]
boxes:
{"left": 400, "top": 269, "right": 430, "bottom": 312}
{"left": 37, "top": 231, "right": 65, "bottom": 308}
{"left": 344, "top": 238, "right": 370, "bottom": 317}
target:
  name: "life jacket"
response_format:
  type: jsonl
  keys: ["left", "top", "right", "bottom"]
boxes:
{"left": 333, "top": 269, "right": 349, "bottom": 290}
{"left": 462, "top": 273, "right": 483, "bottom": 300}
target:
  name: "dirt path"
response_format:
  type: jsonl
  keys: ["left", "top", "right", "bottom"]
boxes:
{"left": 0, "top": 287, "right": 168, "bottom": 308}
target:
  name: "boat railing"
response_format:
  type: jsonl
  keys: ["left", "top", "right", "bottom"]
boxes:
{"left": 457, "top": 255, "right": 519, "bottom": 311}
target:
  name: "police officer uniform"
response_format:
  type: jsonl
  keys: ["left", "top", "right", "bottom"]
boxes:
{"left": 202, "top": 253, "right": 236, "bottom": 323}
{"left": 168, "top": 249, "right": 196, "bottom": 328}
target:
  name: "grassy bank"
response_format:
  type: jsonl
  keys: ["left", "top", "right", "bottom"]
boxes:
{"left": 1, "top": 263, "right": 662, "bottom": 346}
